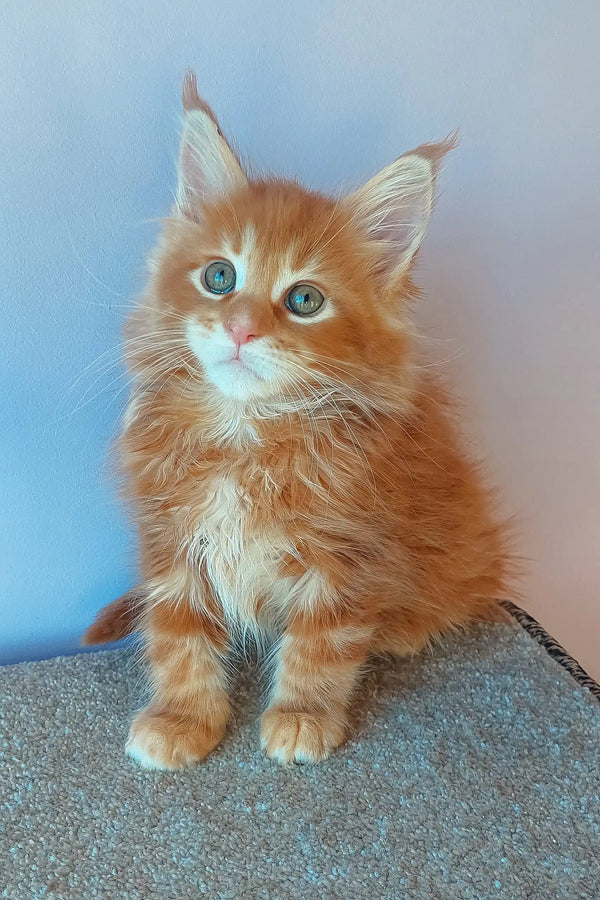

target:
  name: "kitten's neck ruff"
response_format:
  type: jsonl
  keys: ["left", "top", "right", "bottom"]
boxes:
{"left": 194, "top": 374, "right": 417, "bottom": 454}
{"left": 204, "top": 393, "right": 262, "bottom": 449}
{"left": 130, "top": 359, "right": 419, "bottom": 458}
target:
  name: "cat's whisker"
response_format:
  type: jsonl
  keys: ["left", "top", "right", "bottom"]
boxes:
{"left": 277, "top": 374, "right": 334, "bottom": 508}
{"left": 59, "top": 325, "right": 189, "bottom": 411}
{"left": 99, "top": 352, "right": 188, "bottom": 418}
{"left": 65, "top": 330, "right": 185, "bottom": 389}
{"left": 275, "top": 365, "right": 379, "bottom": 511}
{"left": 63, "top": 343, "right": 188, "bottom": 419}
{"left": 58, "top": 334, "right": 186, "bottom": 416}
{"left": 68, "top": 234, "right": 133, "bottom": 302}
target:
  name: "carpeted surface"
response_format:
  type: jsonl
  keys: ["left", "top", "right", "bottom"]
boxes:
{"left": 1, "top": 621, "right": 599, "bottom": 900}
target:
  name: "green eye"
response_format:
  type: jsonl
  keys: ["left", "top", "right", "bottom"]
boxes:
{"left": 203, "top": 260, "right": 236, "bottom": 294}
{"left": 286, "top": 284, "right": 325, "bottom": 317}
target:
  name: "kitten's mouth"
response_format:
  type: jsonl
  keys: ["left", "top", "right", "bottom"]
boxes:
{"left": 220, "top": 355, "right": 263, "bottom": 380}
{"left": 223, "top": 355, "right": 250, "bottom": 370}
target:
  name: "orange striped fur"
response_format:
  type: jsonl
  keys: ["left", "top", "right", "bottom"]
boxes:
{"left": 86, "top": 73, "right": 512, "bottom": 768}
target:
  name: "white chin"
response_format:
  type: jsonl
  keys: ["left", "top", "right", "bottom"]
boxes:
{"left": 205, "top": 361, "right": 270, "bottom": 400}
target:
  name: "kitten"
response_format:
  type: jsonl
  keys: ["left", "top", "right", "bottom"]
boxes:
{"left": 83, "top": 72, "right": 511, "bottom": 768}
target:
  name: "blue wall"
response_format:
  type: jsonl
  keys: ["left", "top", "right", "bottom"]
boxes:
{"left": 2, "top": 1, "right": 600, "bottom": 673}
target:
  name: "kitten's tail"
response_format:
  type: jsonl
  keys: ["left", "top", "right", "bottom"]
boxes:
{"left": 81, "top": 587, "right": 144, "bottom": 646}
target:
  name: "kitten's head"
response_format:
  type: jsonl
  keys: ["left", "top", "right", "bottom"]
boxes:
{"left": 143, "top": 72, "right": 453, "bottom": 408}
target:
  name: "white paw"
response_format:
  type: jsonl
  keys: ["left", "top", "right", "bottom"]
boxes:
{"left": 126, "top": 708, "right": 224, "bottom": 770}
{"left": 260, "top": 708, "right": 346, "bottom": 765}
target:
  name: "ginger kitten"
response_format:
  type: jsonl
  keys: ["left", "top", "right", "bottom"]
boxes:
{"left": 84, "top": 72, "right": 511, "bottom": 768}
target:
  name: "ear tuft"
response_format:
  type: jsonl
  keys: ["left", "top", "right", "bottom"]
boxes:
{"left": 347, "top": 132, "right": 457, "bottom": 278}
{"left": 176, "top": 71, "right": 247, "bottom": 219}
{"left": 182, "top": 70, "right": 222, "bottom": 132}
{"left": 182, "top": 69, "right": 202, "bottom": 111}
{"left": 409, "top": 130, "right": 459, "bottom": 176}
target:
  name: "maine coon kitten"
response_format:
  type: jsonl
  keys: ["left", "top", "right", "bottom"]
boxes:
{"left": 84, "top": 72, "right": 511, "bottom": 769}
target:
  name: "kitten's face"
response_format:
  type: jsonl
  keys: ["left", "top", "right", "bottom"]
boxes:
{"left": 155, "top": 182, "right": 401, "bottom": 403}
{"left": 142, "top": 73, "right": 450, "bottom": 407}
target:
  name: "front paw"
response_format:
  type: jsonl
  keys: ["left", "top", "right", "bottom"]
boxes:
{"left": 126, "top": 708, "right": 225, "bottom": 770}
{"left": 260, "top": 707, "right": 346, "bottom": 765}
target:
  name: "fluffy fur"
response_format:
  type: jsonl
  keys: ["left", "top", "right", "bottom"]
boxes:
{"left": 83, "top": 72, "right": 512, "bottom": 768}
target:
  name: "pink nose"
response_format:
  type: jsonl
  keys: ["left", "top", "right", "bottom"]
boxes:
{"left": 227, "top": 322, "right": 259, "bottom": 346}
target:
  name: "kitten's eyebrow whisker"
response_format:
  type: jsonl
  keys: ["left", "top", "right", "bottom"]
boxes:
{"left": 303, "top": 189, "right": 344, "bottom": 261}
{"left": 413, "top": 352, "right": 465, "bottom": 369}
{"left": 311, "top": 216, "right": 353, "bottom": 258}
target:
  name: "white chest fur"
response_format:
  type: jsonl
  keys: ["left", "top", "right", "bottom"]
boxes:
{"left": 189, "top": 477, "right": 324, "bottom": 636}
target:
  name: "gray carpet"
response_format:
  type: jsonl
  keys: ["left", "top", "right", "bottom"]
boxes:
{"left": 1, "top": 621, "right": 599, "bottom": 900}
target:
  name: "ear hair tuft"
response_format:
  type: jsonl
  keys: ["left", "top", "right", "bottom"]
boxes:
{"left": 176, "top": 71, "right": 247, "bottom": 219}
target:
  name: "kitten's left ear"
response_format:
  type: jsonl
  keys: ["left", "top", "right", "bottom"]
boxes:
{"left": 176, "top": 71, "right": 247, "bottom": 219}
{"left": 346, "top": 134, "right": 457, "bottom": 280}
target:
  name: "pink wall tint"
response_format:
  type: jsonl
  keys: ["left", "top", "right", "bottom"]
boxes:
{"left": 1, "top": 1, "right": 599, "bottom": 676}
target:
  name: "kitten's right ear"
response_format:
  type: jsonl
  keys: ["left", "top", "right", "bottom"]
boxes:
{"left": 176, "top": 71, "right": 247, "bottom": 219}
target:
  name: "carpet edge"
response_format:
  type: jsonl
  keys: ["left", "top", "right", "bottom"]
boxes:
{"left": 500, "top": 600, "right": 600, "bottom": 702}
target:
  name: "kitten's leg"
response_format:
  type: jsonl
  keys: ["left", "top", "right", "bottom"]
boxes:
{"left": 261, "top": 612, "right": 373, "bottom": 764}
{"left": 126, "top": 597, "right": 230, "bottom": 770}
